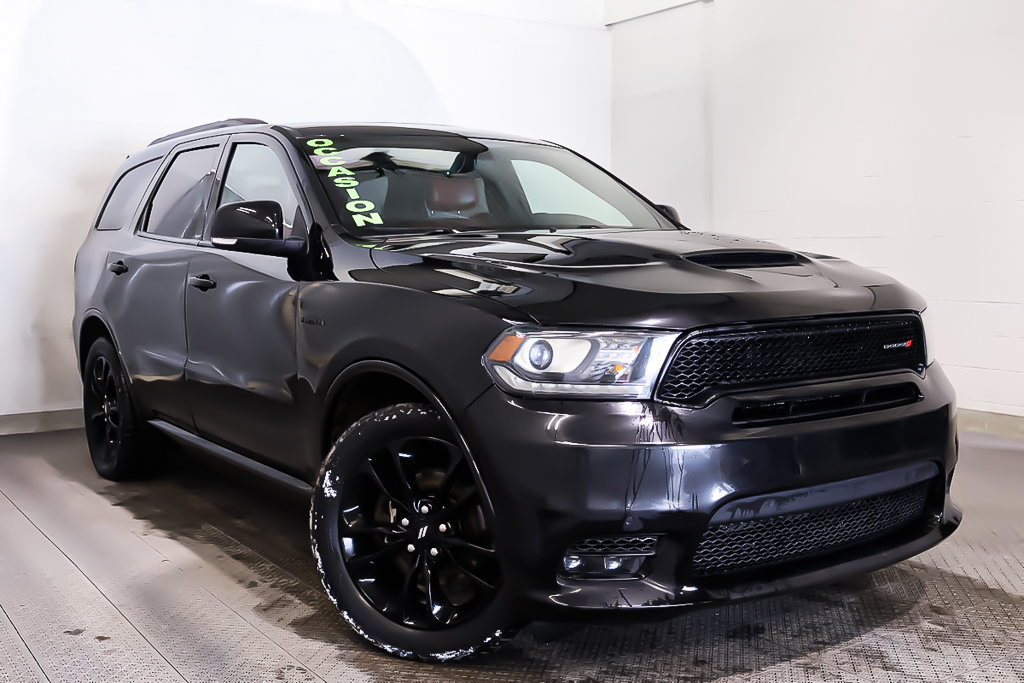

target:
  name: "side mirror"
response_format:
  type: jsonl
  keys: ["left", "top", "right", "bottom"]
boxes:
{"left": 210, "top": 200, "right": 306, "bottom": 257}
{"left": 656, "top": 204, "right": 681, "bottom": 223}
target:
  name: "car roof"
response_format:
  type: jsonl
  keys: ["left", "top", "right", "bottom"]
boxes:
{"left": 278, "top": 122, "right": 551, "bottom": 146}
{"left": 123, "top": 119, "right": 557, "bottom": 175}
{"left": 142, "top": 119, "right": 551, "bottom": 156}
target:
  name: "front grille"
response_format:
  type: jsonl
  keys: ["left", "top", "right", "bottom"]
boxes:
{"left": 657, "top": 316, "right": 926, "bottom": 404}
{"left": 568, "top": 536, "right": 659, "bottom": 556}
{"left": 690, "top": 481, "right": 930, "bottom": 576}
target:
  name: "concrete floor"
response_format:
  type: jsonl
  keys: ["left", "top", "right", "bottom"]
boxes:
{"left": 0, "top": 430, "right": 1021, "bottom": 682}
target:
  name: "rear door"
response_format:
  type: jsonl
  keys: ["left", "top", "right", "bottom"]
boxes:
{"left": 184, "top": 134, "right": 309, "bottom": 470}
{"left": 101, "top": 141, "right": 223, "bottom": 428}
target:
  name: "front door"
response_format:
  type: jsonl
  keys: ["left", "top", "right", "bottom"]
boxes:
{"left": 184, "top": 135, "right": 308, "bottom": 470}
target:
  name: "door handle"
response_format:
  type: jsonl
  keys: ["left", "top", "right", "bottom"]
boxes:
{"left": 188, "top": 274, "right": 217, "bottom": 291}
{"left": 107, "top": 260, "right": 128, "bottom": 275}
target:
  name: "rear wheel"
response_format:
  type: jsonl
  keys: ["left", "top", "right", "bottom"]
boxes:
{"left": 311, "top": 403, "right": 512, "bottom": 661}
{"left": 82, "top": 337, "right": 155, "bottom": 480}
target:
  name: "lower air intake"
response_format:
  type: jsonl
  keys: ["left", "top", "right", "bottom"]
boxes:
{"left": 690, "top": 481, "right": 931, "bottom": 576}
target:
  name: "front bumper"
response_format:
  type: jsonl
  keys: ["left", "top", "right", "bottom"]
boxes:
{"left": 456, "top": 364, "right": 960, "bottom": 620}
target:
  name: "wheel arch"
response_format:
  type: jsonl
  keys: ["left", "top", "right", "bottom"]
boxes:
{"left": 78, "top": 313, "right": 118, "bottom": 376}
{"left": 319, "top": 359, "right": 495, "bottom": 516}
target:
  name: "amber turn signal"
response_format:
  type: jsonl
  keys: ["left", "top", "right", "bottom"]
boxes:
{"left": 487, "top": 334, "right": 523, "bottom": 362}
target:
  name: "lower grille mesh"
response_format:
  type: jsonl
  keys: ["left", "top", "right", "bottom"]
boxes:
{"left": 568, "top": 536, "right": 659, "bottom": 556}
{"left": 691, "top": 481, "right": 931, "bottom": 576}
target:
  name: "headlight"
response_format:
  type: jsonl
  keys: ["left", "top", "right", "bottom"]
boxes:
{"left": 483, "top": 328, "right": 678, "bottom": 398}
{"left": 920, "top": 307, "right": 937, "bottom": 365}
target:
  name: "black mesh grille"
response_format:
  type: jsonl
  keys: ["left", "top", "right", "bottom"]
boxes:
{"left": 690, "top": 481, "right": 931, "bottom": 576}
{"left": 731, "top": 383, "right": 922, "bottom": 427}
{"left": 657, "top": 315, "right": 926, "bottom": 404}
{"left": 568, "top": 536, "right": 659, "bottom": 556}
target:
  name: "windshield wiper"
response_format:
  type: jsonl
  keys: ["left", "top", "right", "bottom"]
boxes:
{"left": 371, "top": 227, "right": 466, "bottom": 237}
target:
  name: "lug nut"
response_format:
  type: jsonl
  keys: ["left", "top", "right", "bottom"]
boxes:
{"left": 406, "top": 543, "right": 415, "bottom": 552}
{"left": 400, "top": 518, "right": 409, "bottom": 527}
{"left": 420, "top": 504, "right": 430, "bottom": 514}
{"left": 429, "top": 547, "right": 439, "bottom": 557}
{"left": 438, "top": 523, "right": 448, "bottom": 533}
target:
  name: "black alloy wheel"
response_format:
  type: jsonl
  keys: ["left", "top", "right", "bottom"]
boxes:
{"left": 82, "top": 337, "right": 150, "bottom": 480}
{"left": 311, "top": 403, "right": 511, "bottom": 660}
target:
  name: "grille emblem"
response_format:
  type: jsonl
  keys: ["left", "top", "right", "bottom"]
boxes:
{"left": 882, "top": 340, "right": 913, "bottom": 350}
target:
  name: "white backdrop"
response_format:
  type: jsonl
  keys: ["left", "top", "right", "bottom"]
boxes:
{"left": 0, "top": 0, "right": 609, "bottom": 417}
{"left": 4, "top": 0, "right": 1021, "bottom": 420}
{"left": 612, "top": 0, "right": 1024, "bottom": 417}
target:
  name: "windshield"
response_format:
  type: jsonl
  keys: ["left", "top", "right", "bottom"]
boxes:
{"left": 295, "top": 135, "right": 678, "bottom": 235}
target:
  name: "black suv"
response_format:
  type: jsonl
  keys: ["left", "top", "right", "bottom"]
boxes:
{"left": 74, "top": 119, "right": 960, "bottom": 661}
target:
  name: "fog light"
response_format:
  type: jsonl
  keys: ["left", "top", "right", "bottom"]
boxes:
{"left": 603, "top": 556, "right": 623, "bottom": 571}
{"left": 560, "top": 553, "right": 649, "bottom": 579}
{"left": 560, "top": 536, "right": 660, "bottom": 580}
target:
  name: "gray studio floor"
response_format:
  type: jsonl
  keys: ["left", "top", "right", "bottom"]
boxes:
{"left": 0, "top": 428, "right": 1022, "bottom": 682}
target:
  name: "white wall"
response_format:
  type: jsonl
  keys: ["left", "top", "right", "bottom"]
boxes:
{"left": 612, "top": 0, "right": 1024, "bottom": 417}
{"left": 0, "top": 0, "right": 609, "bottom": 417}
{"left": 611, "top": 0, "right": 713, "bottom": 228}
{"left": 8, "top": 0, "right": 1021, "bottom": 419}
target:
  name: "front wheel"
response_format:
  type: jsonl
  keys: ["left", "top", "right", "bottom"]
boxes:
{"left": 311, "top": 403, "right": 512, "bottom": 661}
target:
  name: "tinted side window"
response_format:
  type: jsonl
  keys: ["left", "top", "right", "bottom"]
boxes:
{"left": 144, "top": 146, "right": 221, "bottom": 239}
{"left": 96, "top": 159, "right": 160, "bottom": 231}
{"left": 219, "top": 143, "right": 301, "bottom": 237}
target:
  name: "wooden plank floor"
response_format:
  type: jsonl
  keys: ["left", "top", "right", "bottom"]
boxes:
{"left": 0, "top": 429, "right": 1022, "bottom": 682}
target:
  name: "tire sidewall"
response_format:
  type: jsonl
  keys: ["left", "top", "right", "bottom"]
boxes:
{"left": 83, "top": 337, "right": 140, "bottom": 479}
{"left": 311, "top": 403, "right": 513, "bottom": 661}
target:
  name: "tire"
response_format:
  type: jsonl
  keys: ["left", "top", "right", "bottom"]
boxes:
{"left": 82, "top": 337, "right": 156, "bottom": 480}
{"left": 311, "top": 403, "right": 513, "bottom": 661}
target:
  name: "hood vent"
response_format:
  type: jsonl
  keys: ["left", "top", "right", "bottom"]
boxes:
{"left": 688, "top": 250, "right": 801, "bottom": 269}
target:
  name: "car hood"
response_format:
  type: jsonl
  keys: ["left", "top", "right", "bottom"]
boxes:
{"left": 363, "top": 228, "right": 925, "bottom": 329}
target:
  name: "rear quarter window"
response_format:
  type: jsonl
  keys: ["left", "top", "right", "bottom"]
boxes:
{"left": 94, "top": 159, "right": 160, "bottom": 231}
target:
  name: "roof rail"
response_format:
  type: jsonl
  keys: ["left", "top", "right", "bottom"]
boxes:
{"left": 149, "top": 118, "right": 268, "bottom": 146}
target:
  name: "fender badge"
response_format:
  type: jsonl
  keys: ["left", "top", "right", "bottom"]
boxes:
{"left": 301, "top": 317, "right": 326, "bottom": 326}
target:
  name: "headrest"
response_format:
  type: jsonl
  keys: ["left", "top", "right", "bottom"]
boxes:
{"left": 430, "top": 176, "right": 478, "bottom": 211}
